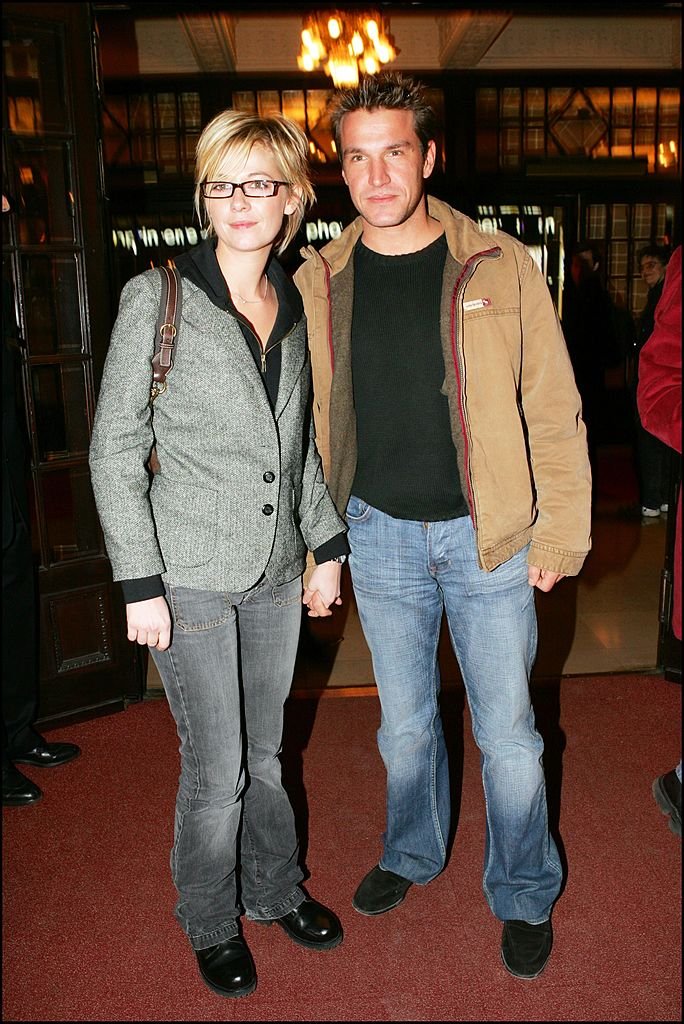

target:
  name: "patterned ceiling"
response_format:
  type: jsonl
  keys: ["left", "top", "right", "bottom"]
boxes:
{"left": 95, "top": 10, "right": 682, "bottom": 77}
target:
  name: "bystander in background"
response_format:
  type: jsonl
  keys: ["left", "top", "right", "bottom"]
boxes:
{"left": 2, "top": 193, "right": 80, "bottom": 808}
{"left": 631, "top": 244, "right": 672, "bottom": 518}
{"left": 562, "top": 241, "right": 619, "bottom": 481}
{"left": 637, "top": 244, "right": 682, "bottom": 837}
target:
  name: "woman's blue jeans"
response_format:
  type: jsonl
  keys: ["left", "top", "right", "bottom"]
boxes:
{"left": 151, "top": 576, "right": 305, "bottom": 950}
{"left": 346, "top": 496, "right": 562, "bottom": 924}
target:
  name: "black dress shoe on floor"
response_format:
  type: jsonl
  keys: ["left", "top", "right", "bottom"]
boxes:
{"left": 352, "top": 864, "right": 413, "bottom": 916}
{"left": 195, "top": 937, "right": 256, "bottom": 998}
{"left": 501, "top": 919, "right": 553, "bottom": 980}
{"left": 265, "top": 898, "right": 343, "bottom": 950}
{"left": 2, "top": 765, "right": 42, "bottom": 807}
{"left": 13, "top": 742, "right": 81, "bottom": 768}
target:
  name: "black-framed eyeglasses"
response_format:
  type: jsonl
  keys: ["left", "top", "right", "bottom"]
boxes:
{"left": 201, "top": 179, "right": 290, "bottom": 199}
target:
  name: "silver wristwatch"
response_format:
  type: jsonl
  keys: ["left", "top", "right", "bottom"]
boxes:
{"left": 330, "top": 554, "right": 347, "bottom": 564}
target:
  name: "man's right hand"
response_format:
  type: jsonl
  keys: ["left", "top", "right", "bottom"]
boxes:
{"left": 126, "top": 596, "right": 172, "bottom": 650}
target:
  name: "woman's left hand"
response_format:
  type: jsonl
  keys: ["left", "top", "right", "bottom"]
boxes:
{"left": 303, "top": 561, "right": 343, "bottom": 617}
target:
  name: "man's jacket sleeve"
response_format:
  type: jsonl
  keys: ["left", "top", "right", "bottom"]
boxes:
{"left": 519, "top": 253, "right": 592, "bottom": 574}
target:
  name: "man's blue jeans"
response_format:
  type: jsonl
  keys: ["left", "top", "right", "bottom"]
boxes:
{"left": 151, "top": 577, "right": 305, "bottom": 950}
{"left": 346, "top": 496, "right": 562, "bottom": 924}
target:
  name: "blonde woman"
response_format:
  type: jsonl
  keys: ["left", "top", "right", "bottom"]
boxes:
{"left": 89, "top": 111, "right": 348, "bottom": 998}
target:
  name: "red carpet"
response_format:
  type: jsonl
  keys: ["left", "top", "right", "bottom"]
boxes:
{"left": 2, "top": 674, "right": 681, "bottom": 1022}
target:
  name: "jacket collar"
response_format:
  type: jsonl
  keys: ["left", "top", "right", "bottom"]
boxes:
{"left": 175, "top": 237, "right": 303, "bottom": 323}
{"left": 302, "top": 196, "right": 500, "bottom": 276}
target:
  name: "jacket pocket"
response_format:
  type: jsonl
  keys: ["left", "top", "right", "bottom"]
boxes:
{"left": 151, "top": 478, "right": 217, "bottom": 568}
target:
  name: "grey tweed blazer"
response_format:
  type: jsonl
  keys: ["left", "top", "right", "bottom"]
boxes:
{"left": 89, "top": 268, "right": 346, "bottom": 592}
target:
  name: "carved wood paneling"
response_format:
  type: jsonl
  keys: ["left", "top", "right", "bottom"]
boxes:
{"left": 48, "top": 586, "right": 113, "bottom": 674}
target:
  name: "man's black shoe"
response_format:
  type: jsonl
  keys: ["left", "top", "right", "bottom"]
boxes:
{"left": 501, "top": 919, "right": 552, "bottom": 979}
{"left": 2, "top": 765, "right": 42, "bottom": 807}
{"left": 352, "top": 864, "right": 413, "bottom": 916}
{"left": 652, "top": 769, "right": 682, "bottom": 836}
{"left": 13, "top": 742, "right": 81, "bottom": 768}
{"left": 195, "top": 937, "right": 256, "bottom": 998}
{"left": 261, "top": 897, "right": 343, "bottom": 950}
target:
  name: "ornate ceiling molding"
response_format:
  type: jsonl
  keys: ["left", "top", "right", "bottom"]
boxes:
{"left": 103, "top": 11, "right": 681, "bottom": 77}
{"left": 179, "top": 12, "right": 237, "bottom": 72}
{"left": 437, "top": 12, "right": 513, "bottom": 69}
{"left": 478, "top": 15, "right": 682, "bottom": 70}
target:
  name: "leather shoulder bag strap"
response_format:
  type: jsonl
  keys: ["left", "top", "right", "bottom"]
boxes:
{"left": 150, "top": 265, "right": 182, "bottom": 403}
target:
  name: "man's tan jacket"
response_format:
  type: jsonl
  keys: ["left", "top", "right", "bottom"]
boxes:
{"left": 294, "top": 196, "right": 591, "bottom": 576}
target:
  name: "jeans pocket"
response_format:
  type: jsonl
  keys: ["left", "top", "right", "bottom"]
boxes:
{"left": 346, "top": 494, "right": 372, "bottom": 522}
{"left": 463, "top": 544, "right": 529, "bottom": 597}
{"left": 168, "top": 586, "right": 232, "bottom": 630}
{"left": 271, "top": 577, "right": 303, "bottom": 607}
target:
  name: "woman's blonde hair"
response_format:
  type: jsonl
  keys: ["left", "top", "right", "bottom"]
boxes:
{"left": 194, "top": 110, "right": 315, "bottom": 255}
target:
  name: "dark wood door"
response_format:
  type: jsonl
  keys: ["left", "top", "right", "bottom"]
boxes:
{"left": 3, "top": 2, "right": 145, "bottom": 724}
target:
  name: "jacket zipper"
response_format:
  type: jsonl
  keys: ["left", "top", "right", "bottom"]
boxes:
{"left": 234, "top": 308, "right": 298, "bottom": 375}
{"left": 260, "top": 319, "right": 298, "bottom": 374}
{"left": 450, "top": 247, "right": 502, "bottom": 533}
{"left": 323, "top": 258, "right": 334, "bottom": 372}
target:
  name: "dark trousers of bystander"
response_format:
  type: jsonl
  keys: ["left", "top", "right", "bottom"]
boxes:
{"left": 2, "top": 515, "right": 43, "bottom": 768}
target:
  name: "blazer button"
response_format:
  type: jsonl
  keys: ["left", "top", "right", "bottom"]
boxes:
{"left": 262, "top": 504, "right": 274, "bottom": 516}
{"left": 263, "top": 471, "right": 275, "bottom": 483}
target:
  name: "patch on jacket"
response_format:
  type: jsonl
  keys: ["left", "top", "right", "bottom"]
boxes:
{"left": 463, "top": 298, "right": 492, "bottom": 311}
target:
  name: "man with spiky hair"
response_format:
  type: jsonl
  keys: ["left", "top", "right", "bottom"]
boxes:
{"left": 295, "top": 73, "right": 591, "bottom": 980}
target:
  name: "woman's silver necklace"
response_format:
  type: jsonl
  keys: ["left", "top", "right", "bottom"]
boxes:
{"left": 231, "top": 277, "right": 270, "bottom": 304}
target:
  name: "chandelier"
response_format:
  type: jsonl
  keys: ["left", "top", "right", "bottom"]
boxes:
{"left": 297, "top": 10, "right": 399, "bottom": 88}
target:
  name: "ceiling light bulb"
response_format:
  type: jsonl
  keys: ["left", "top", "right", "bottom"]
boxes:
{"left": 299, "top": 12, "right": 398, "bottom": 87}
{"left": 351, "top": 32, "right": 364, "bottom": 56}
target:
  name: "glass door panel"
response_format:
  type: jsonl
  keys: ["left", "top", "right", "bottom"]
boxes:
{"left": 3, "top": 25, "right": 69, "bottom": 134}
{"left": 282, "top": 90, "right": 306, "bottom": 131}
{"left": 40, "top": 466, "right": 101, "bottom": 564}
{"left": 31, "top": 362, "right": 91, "bottom": 460}
{"left": 21, "top": 254, "right": 82, "bottom": 354}
{"left": 13, "top": 140, "right": 76, "bottom": 244}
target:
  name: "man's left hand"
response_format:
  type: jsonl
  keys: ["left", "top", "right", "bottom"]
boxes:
{"left": 528, "top": 566, "right": 566, "bottom": 592}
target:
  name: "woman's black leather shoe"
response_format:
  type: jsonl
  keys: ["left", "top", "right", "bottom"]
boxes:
{"left": 195, "top": 937, "right": 256, "bottom": 997}
{"left": 268, "top": 897, "right": 343, "bottom": 950}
